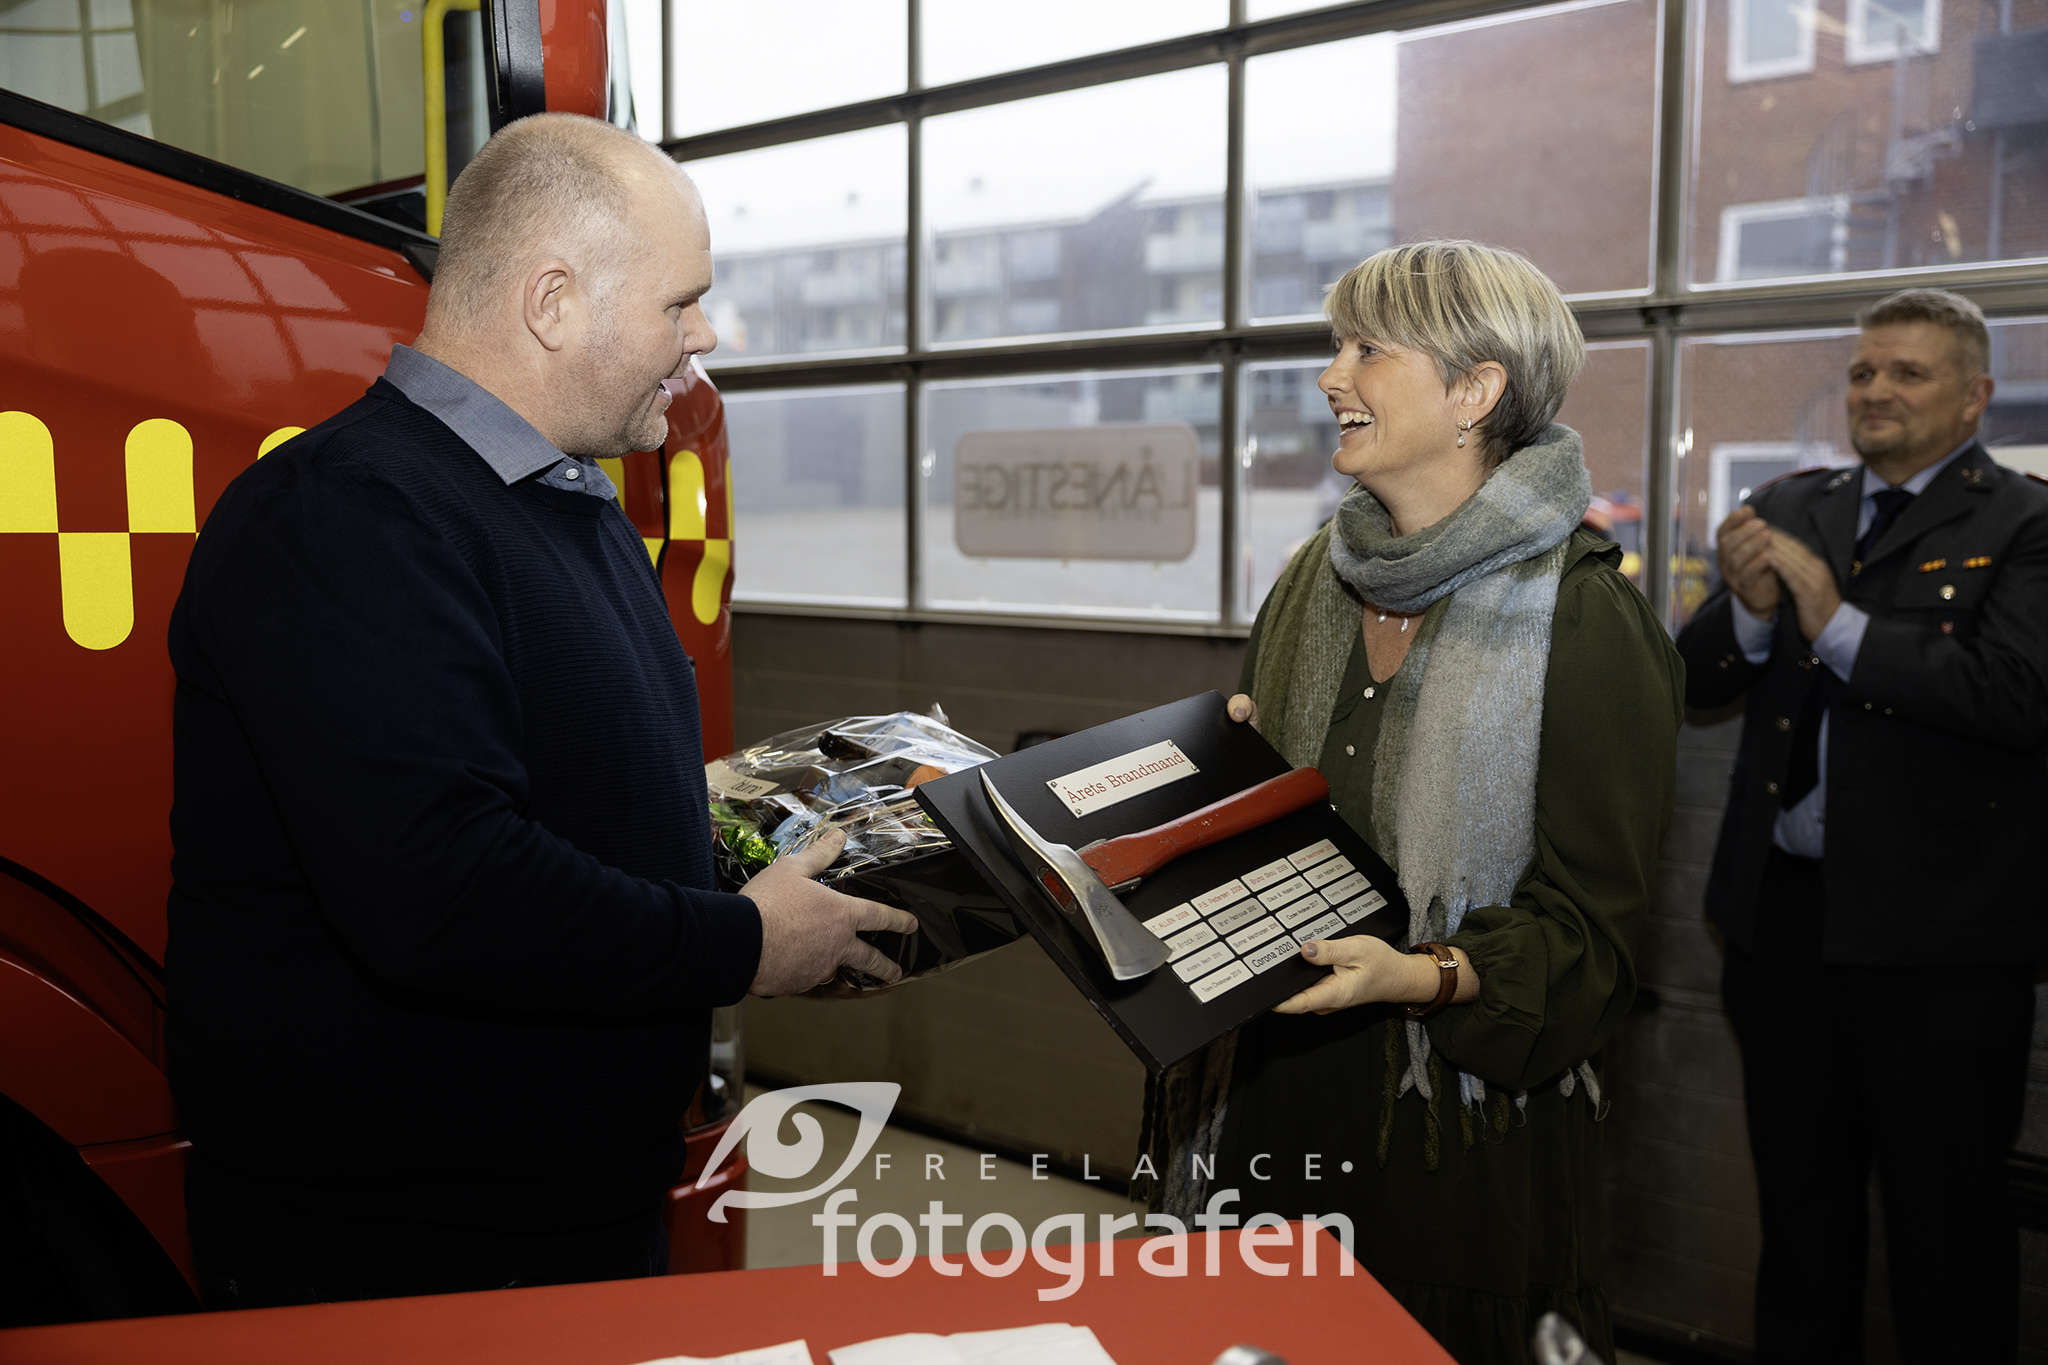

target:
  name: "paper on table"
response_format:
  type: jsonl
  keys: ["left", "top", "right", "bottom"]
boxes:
{"left": 828, "top": 1323, "right": 1118, "bottom": 1365}
{"left": 632, "top": 1341, "right": 813, "bottom": 1365}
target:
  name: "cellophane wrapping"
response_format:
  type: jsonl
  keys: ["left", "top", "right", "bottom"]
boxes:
{"left": 705, "top": 709, "right": 1022, "bottom": 988}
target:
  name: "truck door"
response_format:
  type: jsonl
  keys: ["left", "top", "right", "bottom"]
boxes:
{"left": 0, "top": 0, "right": 741, "bottom": 1317}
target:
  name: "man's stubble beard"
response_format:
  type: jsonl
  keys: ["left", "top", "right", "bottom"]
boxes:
{"left": 625, "top": 386, "right": 671, "bottom": 454}
{"left": 561, "top": 299, "right": 666, "bottom": 458}
{"left": 1849, "top": 425, "right": 1899, "bottom": 463}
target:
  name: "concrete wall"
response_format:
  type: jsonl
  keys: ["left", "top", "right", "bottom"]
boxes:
{"left": 729, "top": 611, "right": 1247, "bottom": 759}
{"left": 733, "top": 609, "right": 2048, "bottom": 1358}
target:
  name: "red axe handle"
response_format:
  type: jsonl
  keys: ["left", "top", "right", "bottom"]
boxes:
{"left": 1080, "top": 766, "right": 1331, "bottom": 889}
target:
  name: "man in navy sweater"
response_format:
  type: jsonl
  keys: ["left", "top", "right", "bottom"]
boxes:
{"left": 166, "top": 114, "right": 915, "bottom": 1306}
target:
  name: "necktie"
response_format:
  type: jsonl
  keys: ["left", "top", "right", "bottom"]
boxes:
{"left": 1851, "top": 488, "right": 1917, "bottom": 578}
{"left": 1779, "top": 487, "right": 1915, "bottom": 810}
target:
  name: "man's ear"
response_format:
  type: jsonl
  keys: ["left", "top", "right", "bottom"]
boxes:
{"left": 1963, "top": 372, "right": 1995, "bottom": 427}
{"left": 523, "top": 259, "right": 577, "bottom": 353}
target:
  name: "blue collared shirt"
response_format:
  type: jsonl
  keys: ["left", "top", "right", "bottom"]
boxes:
{"left": 382, "top": 344, "right": 617, "bottom": 501}
{"left": 1730, "top": 440, "right": 1970, "bottom": 857}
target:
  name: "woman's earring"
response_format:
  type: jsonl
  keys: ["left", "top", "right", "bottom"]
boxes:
{"left": 1456, "top": 418, "right": 1473, "bottom": 448}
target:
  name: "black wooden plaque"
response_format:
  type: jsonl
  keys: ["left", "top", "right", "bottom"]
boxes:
{"left": 915, "top": 691, "right": 1408, "bottom": 1073}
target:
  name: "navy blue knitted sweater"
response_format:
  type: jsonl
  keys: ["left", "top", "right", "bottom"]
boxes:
{"left": 167, "top": 379, "right": 761, "bottom": 1231}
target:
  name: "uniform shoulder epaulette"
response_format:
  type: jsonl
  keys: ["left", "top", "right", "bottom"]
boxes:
{"left": 1749, "top": 465, "right": 1843, "bottom": 500}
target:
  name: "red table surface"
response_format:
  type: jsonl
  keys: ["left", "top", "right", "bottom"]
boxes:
{"left": 0, "top": 1226, "right": 1452, "bottom": 1365}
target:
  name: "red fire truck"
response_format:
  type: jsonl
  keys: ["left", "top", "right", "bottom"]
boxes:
{"left": 0, "top": 0, "right": 742, "bottom": 1323}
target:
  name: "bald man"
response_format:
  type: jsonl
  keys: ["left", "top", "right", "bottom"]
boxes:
{"left": 166, "top": 114, "right": 914, "bottom": 1307}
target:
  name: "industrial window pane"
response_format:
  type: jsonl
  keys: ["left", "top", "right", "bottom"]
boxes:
{"left": 921, "top": 0, "right": 1226, "bottom": 87}
{"left": 1241, "top": 360, "right": 1347, "bottom": 624}
{"left": 1239, "top": 341, "right": 1649, "bottom": 624}
{"left": 922, "top": 67, "right": 1227, "bottom": 344}
{"left": 1691, "top": 1, "right": 2048, "bottom": 285}
{"left": 727, "top": 384, "right": 906, "bottom": 608}
{"left": 0, "top": 0, "right": 432, "bottom": 201}
{"left": 1244, "top": 35, "right": 1395, "bottom": 321}
{"left": 1672, "top": 319, "right": 2048, "bottom": 624}
{"left": 688, "top": 125, "right": 908, "bottom": 365}
{"left": 922, "top": 367, "right": 1222, "bottom": 621}
{"left": 668, "top": 0, "right": 906, "bottom": 138}
{"left": 619, "top": 0, "right": 664, "bottom": 137}
{"left": 1244, "top": 0, "right": 1660, "bottom": 318}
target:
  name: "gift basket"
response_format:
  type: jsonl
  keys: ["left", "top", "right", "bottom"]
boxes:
{"left": 705, "top": 708, "right": 1024, "bottom": 989}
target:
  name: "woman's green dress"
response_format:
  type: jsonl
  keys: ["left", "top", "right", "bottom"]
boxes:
{"left": 1214, "top": 528, "right": 1683, "bottom": 1365}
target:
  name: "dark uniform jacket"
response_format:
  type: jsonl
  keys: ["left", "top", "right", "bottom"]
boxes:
{"left": 1676, "top": 441, "right": 2048, "bottom": 966}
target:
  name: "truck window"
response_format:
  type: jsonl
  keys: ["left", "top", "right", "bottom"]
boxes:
{"left": 0, "top": 0, "right": 488, "bottom": 233}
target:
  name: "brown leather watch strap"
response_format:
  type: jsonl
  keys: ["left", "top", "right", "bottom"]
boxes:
{"left": 1405, "top": 941, "right": 1458, "bottom": 1020}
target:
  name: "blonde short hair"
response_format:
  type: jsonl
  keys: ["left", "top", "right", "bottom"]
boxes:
{"left": 1326, "top": 240, "right": 1584, "bottom": 468}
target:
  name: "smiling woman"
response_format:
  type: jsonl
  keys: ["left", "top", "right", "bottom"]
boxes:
{"left": 1326, "top": 242, "right": 1586, "bottom": 479}
{"left": 1144, "top": 240, "right": 1685, "bottom": 1365}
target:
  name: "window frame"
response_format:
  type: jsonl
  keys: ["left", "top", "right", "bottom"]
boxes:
{"left": 1845, "top": 0, "right": 1940, "bottom": 64}
{"left": 1726, "top": 0, "right": 1816, "bottom": 82}
{"left": 1704, "top": 439, "right": 1858, "bottom": 535}
{"left": 1715, "top": 195, "right": 1850, "bottom": 282}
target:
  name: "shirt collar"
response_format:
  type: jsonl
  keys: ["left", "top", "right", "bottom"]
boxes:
{"left": 1859, "top": 438, "right": 1972, "bottom": 501}
{"left": 383, "top": 343, "right": 570, "bottom": 487}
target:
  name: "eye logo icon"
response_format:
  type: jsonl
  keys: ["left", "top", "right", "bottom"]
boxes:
{"left": 696, "top": 1081, "right": 901, "bottom": 1224}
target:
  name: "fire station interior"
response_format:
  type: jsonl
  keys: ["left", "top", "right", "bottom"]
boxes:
{"left": 1, "top": 0, "right": 2046, "bottom": 1361}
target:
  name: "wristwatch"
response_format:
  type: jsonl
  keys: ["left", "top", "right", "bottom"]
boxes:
{"left": 1405, "top": 942, "right": 1459, "bottom": 1020}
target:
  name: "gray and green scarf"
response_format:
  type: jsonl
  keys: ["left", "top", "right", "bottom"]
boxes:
{"left": 1143, "top": 424, "right": 1591, "bottom": 1217}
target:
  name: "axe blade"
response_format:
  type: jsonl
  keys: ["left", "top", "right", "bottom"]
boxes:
{"left": 978, "top": 771, "right": 1170, "bottom": 981}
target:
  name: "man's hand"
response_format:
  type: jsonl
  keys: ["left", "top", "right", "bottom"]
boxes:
{"left": 1716, "top": 507, "right": 1780, "bottom": 619}
{"left": 1272, "top": 936, "right": 1478, "bottom": 1015}
{"left": 1226, "top": 694, "right": 1261, "bottom": 731}
{"left": 1763, "top": 530, "right": 1843, "bottom": 643}
{"left": 742, "top": 829, "right": 920, "bottom": 996}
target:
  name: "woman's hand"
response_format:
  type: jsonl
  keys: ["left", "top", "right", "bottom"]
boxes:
{"left": 1273, "top": 936, "right": 1479, "bottom": 1015}
{"left": 1226, "top": 693, "right": 1260, "bottom": 731}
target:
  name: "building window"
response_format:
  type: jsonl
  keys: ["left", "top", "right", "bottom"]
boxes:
{"left": 1005, "top": 231, "right": 1062, "bottom": 284}
{"left": 1705, "top": 442, "right": 1857, "bottom": 541}
{"left": 1728, "top": 0, "right": 1815, "bottom": 81}
{"left": 1847, "top": 0, "right": 1939, "bottom": 63}
{"left": 1716, "top": 197, "right": 1848, "bottom": 281}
